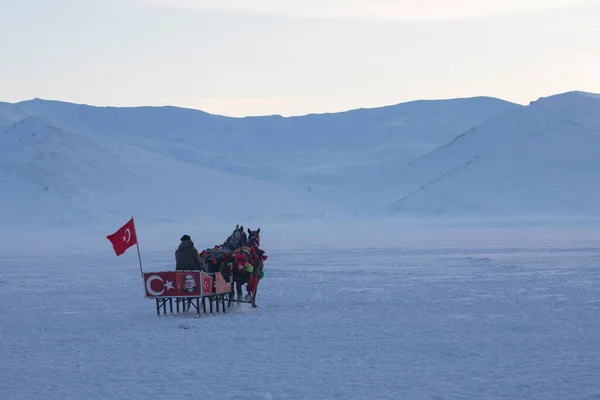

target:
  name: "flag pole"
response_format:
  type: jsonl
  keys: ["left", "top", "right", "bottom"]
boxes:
{"left": 132, "top": 216, "right": 144, "bottom": 278}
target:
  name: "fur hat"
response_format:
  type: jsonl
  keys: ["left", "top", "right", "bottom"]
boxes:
{"left": 180, "top": 234, "right": 191, "bottom": 241}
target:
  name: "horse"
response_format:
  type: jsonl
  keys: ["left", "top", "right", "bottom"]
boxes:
{"left": 197, "top": 225, "right": 265, "bottom": 307}
{"left": 248, "top": 227, "right": 260, "bottom": 248}
{"left": 199, "top": 225, "right": 248, "bottom": 274}
{"left": 229, "top": 228, "right": 266, "bottom": 307}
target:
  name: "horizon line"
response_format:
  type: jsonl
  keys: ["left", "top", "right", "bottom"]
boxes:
{"left": 4, "top": 89, "right": 598, "bottom": 119}
{"left": 0, "top": 93, "right": 534, "bottom": 119}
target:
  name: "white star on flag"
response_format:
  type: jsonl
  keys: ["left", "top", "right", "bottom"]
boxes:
{"left": 163, "top": 280, "right": 174, "bottom": 290}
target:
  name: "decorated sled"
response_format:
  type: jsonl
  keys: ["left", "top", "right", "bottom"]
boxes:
{"left": 143, "top": 270, "right": 235, "bottom": 315}
{"left": 106, "top": 219, "right": 267, "bottom": 317}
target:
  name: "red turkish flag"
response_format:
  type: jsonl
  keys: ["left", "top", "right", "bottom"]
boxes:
{"left": 106, "top": 217, "right": 138, "bottom": 256}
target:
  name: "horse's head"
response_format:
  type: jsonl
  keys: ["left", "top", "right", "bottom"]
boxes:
{"left": 228, "top": 224, "right": 247, "bottom": 249}
{"left": 247, "top": 227, "right": 260, "bottom": 248}
{"left": 239, "top": 226, "right": 248, "bottom": 247}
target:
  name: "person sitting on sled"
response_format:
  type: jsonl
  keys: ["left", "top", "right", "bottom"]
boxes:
{"left": 175, "top": 234, "right": 204, "bottom": 271}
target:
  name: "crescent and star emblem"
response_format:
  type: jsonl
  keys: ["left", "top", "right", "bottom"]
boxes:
{"left": 122, "top": 228, "right": 131, "bottom": 243}
{"left": 145, "top": 275, "right": 175, "bottom": 296}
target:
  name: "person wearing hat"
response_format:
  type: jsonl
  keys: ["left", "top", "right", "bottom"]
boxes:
{"left": 175, "top": 234, "right": 204, "bottom": 271}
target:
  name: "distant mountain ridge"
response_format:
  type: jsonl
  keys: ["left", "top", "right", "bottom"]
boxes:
{"left": 12, "top": 95, "right": 521, "bottom": 150}
{"left": 6, "top": 92, "right": 599, "bottom": 227}
{"left": 9, "top": 96, "right": 522, "bottom": 189}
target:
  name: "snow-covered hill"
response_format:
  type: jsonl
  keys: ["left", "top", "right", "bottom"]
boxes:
{"left": 4, "top": 92, "right": 600, "bottom": 226}
{"left": 2, "top": 96, "right": 520, "bottom": 223}
{"left": 0, "top": 102, "right": 30, "bottom": 127}
{"left": 382, "top": 91, "right": 600, "bottom": 219}
{"left": 0, "top": 114, "right": 333, "bottom": 229}
{"left": 13, "top": 96, "right": 521, "bottom": 188}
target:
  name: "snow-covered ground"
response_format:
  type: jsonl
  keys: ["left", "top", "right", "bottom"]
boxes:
{"left": 1, "top": 225, "right": 599, "bottom": 399}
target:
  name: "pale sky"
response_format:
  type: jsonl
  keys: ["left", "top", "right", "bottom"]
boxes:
{"left": 1, "top": 0, "right": 599, "bottom": 116}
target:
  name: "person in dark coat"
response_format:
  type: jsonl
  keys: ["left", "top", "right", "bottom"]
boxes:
{"left": 175, "top": 235, "right": 204, "bottom": 271}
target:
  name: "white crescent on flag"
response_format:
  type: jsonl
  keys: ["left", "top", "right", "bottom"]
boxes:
{"left": 123, "top": 228, "right": 131, "bottom": 243}
{"left": 145, "top": 275, "right": 165, "bottom": 296}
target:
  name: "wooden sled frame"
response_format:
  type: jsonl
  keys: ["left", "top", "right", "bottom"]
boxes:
{"left": 154, "top": 292, "right": 233, "bottom": 316}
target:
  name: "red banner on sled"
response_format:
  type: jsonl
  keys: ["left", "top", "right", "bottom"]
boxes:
{"left": 144, "top": 271, "right": 201, "bottom": 298}
{"left": 201, "top": 272, "right": 213, "bottom": 296}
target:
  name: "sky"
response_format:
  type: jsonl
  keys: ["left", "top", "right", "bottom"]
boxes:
{"left": 1, "top": 0, "right": 599, "bottom": 116}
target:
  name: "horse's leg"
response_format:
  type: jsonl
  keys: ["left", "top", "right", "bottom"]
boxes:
{"left": 249, "top": 275, "right": 259, "bottom": 308}
{"left": 236, "top": 281, "right": 243, "bottom": 301}
{"left": 243, "top": 273, "right": 254, "bottom": 301}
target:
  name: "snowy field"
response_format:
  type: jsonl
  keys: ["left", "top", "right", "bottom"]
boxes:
{"left": 1, "top": 225, "right": 600, "bottom": 400}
